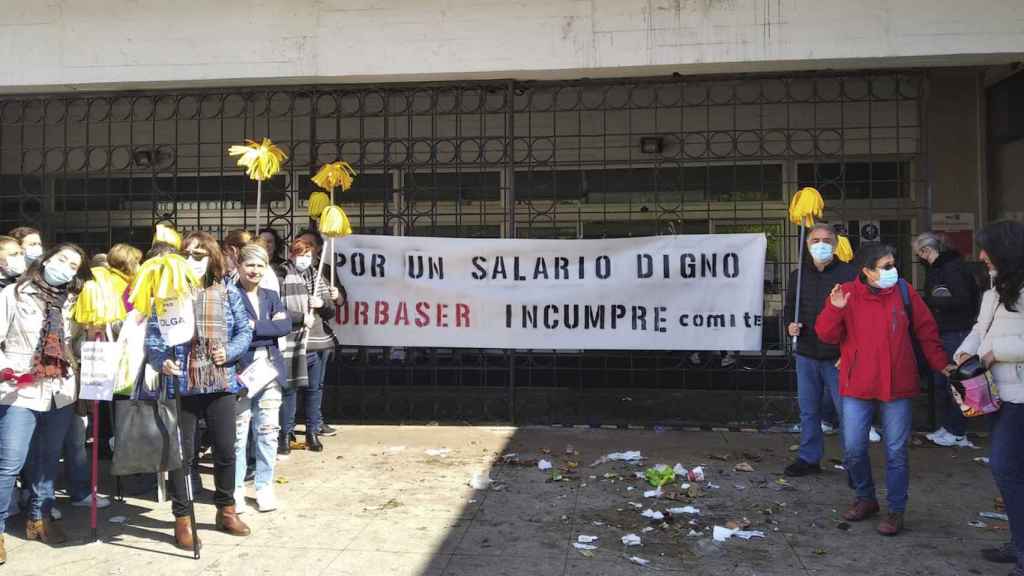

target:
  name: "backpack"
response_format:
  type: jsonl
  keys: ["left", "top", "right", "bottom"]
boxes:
{"left": 898, "top": 280, "right": 931, "bottom": 380}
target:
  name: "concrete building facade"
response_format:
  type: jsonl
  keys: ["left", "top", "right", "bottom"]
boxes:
{"left": 1, "top": 0, "right": 1022, "bottom": 425}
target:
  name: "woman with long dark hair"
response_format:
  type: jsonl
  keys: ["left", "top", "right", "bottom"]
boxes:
{"left": 816, "top": 243, "right": 952, "bottom": 536}
{"left": 0, "top": 244, "right": 90, "bottom": 560}
{"left": 143, "top": 231, "right": 253, "bottom": 550}
{"left": 955, "top": 220, "right": 1024, "bottom": 571}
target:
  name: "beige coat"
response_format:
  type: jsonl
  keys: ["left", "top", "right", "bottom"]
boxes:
{"left": 0, "top": 282, "right": 78, "bottom": 411}
{"left": 956, "top": 287, "right": 1024, "bottom": 404}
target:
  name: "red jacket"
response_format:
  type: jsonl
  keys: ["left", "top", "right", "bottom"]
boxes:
{"left": 815, "top": 278, "right": 949, "bottom": 401}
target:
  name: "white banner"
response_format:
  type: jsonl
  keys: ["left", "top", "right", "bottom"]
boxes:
{"left": 327, "top": 234, "right": 766, "bottom": 351}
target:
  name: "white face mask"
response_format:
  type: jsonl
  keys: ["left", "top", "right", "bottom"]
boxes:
{"left": 188, "top": 257, "right": 209, "bottom": 279}
{"left": 294, "top": 254, "right": 313, "bottom": 272}
{"left": 24, "top": 245, "right": 43, "bottom": 263}
{"left": 1, "top": 254, "right": 26, "bottom": 276}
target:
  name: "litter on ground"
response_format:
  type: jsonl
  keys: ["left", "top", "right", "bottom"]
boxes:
{"left": 629, "top": 556, "right": 650, "bottom": 566}
{"left": 641, "top": 509, "right": 664, "bottom": 520}
{"left": 425, "top": 448, "right": 450, "bottom": 457}
{"left": 621, "top": 533, "right": 642, "bottom": 547}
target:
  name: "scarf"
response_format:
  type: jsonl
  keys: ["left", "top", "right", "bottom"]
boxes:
{"left": 186, "top": 284, "right": 228, "bottom": 392}
{"left": 30, "top": 278, "right": 70, "bottom": 380}
{"left": 278, "top": 262, "right": 309, "bottom": 389}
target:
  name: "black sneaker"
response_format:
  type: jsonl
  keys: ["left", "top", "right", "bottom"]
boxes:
{"left": 277, "top": 434, "right": 291, "bottom": 456}
{"left": 784, "top": 458, "right": 822, "bottom": 477}
{"left": 318, "top": 424, "right": 338, "bottom": 437}
{"left": 981, "top": 542, "right": 1017, "bottom": 564}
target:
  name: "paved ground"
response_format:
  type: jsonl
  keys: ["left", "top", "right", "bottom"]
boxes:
{"left": 1, "top": 425, "right": 1012, "bottom": 576}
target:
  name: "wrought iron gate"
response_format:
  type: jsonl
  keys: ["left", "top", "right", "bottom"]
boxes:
{"left": 0, "top": 71, "right": 927, "bottom": 426}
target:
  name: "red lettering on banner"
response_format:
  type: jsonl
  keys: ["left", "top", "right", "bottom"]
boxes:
{"left": 455, "top": 303, "right": 471, "bottom": 327}
{"left": 375, "top": 301, "right": 389, "bottom": 324}
{"left": 355, "top": 302, "right": 369, "bottom": 325}
{"left": 415, "top": 302, "right": 430, "bottom": 327}
{"left": 394, "top": 302, "right": 410, "bottom": 326}
{"left": 336, "top": 301, "right": 472, "bottom": 329}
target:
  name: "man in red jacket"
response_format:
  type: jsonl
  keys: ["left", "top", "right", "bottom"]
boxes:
{"left": 815, "top": 243, "right": 953, "bottom": 536}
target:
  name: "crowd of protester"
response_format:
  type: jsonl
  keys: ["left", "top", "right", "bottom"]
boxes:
{"left": 0, "top": 220, "right": 1021, "bottom": 573}
{"left": 783, "top": 220, "right": 1024, "bottom": 574}
{"left": 0, "top": 224, "right": 343, "bottom": 560}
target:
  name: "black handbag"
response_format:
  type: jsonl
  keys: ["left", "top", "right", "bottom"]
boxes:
{"left": 111, "top": 382, "right": 183, "bottom": 476}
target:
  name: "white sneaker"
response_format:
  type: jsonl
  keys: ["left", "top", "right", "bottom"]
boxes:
{"left": 50, "top": 507, "right": 62, "bottom": 520}
{"left": 869, "top": 427, "right": 881, "bottom": 443}
{"left": 72, "top": 495, "right": 111, "bottom": 509}
{"left": 932, "top": 431, "right": 974, "bottom": 448}
{"left": 234, "top": 489, "right": 250, "bottom": 514}
{"left": 925, "top": 427, "right": 948, "bottom": 442}
{"left": 255, "top": 487, "right": 278, "bottom": 512}
{"left": 821, "top": 422, "right": 837, "bottom": 435}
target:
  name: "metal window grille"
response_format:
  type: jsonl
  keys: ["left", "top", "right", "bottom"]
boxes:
{"left": 0, "top": 71, "right": 926, "bottom": 426}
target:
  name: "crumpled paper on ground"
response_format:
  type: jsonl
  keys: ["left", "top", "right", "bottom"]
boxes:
{"left": 713, "top": 525, "right": 766, "bottom": 542}
{"left": 621, "top": 533, "right": 642, "bottom": 546}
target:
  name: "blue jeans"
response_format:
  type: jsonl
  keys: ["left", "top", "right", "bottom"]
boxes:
{"left": 0, "top": 404, "right": 73, "bottom": 532}
{"left": 795, "top": 355, "right": 842, "bottom": 465}
{"left": 235, "top": 383, "right": 282, "bottom": 491}
{"left": 843, "top": 397, "right": 912, "bottom": 512}
{"left": 990, "top": 402, "right": 1024, "bottom": 573}
{"left": 280, "top": 352, "right": 325, "bottom": 438}
{"left": 62, "top": 413, "right": 91, "bottom": 502}
{"left": 933, "top": 330, "right": 969, "bottom": 436}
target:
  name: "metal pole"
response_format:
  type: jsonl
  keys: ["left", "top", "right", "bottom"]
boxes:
{"left": 90, "top": 400, "right": 99, "bottom": 542}
{"left": 791, "top": 225, "right": 808, "bottom": 348}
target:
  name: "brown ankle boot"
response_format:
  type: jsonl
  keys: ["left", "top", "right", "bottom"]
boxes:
{"left": 877, "top": 512, "right": 905, "bottom": 536}
{"left": 215, "top": 506, "right": 251, "bottom": 536}
{"left": 26, "top": 518, "right": 67, "bottom": 544}
{"left": 174, "top": 516, "right": 201, "bottom": 551}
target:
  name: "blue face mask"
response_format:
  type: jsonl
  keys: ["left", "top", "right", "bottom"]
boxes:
{"left": 876, "top": 267, "right": 899, "bottom": 289}
{"left": 42, "top": 261, "right": 75, "bottom": 287}
{"left": 808, "top": 242, "right": 834, "bottom": 262}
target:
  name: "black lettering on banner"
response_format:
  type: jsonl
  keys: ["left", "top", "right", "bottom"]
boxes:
{"left": 370, "top": 254, "right": 386, "bottom": 277}
{"left": 681, "top": 253, "right": 696, "bottom": 278}
{"left": 577, "top": 256, "right": 586, "bottom": 279}
{"left": 744, "top": 312, "right": 752, "bottom": 328}
{"left": 706, "top": 314, "right": 726, "bottom": 328}
{"left": 694, "top": 314, "right": 704, "bottom": 327}
{"left": 631, "top": 306, "right": 647, "bottom": 330}
{"left": 563, "top": 304, "right": 579, "bottom": 329}
{"left": 679, "top": 313, "right": 689, "bottom": 327}
{"left": 637, "top": 254, "right": 653, "bottom": 279}
{"left": 585, "top": 305, "right": 605, "bottom": 329}
{"left": 533, "top": 258, "right": 549, "bottom": 280}
{"left": 513, "top": 257, "right": 526, "bottom": 281}
{"left": 506, "top": 304, "right": 512, "bottom": 328}
{"left": 611, "top": 304, "right": 626, "bottom": 329}
{"left": 662, "top": 254, "right": 670, "bottom": 279}
{"left": 543, "top": 304, "right": 559, "bottom": 329}
{"left": 724, "top": 253, "right": 739, "bottom": 278}
{"left": 492, "top": 256, "right": 508, "bottom": 280}
{"left": 523, "top": 304, "right": 537, "bottom": 328}
{"left": 654, "top": 306, "right": 667, "bottom": 332}
{"left": 596, "top": 255, "right": 611, "bottom": 279}
{"left": 429, "top": 256, "right": 444, "bottom": 279}
{"left": 554, "top": 257, "right": 569, "bottom": 280}
{"left": 701, "top": 254, "right": 716, "bottom": 277}
{"left": 352, "top": 252, "right": 366, "bottom": 276}
{"left": 472, "top": 256, "right": 487, "bottom": 280}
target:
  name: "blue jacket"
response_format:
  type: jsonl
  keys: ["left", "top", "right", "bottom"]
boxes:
{"left": 143, "top": 282, "right": 253, "bottom": 398}
{"left": 237, "top": 286, "right": 290, "bottom": 388}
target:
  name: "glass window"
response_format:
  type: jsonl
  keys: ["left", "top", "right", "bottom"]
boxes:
{"left": 797, "top": 161, "right": 910, "bottom": 200}
{"left": 403, "top": 171, "right": 500, "bottom": 202}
